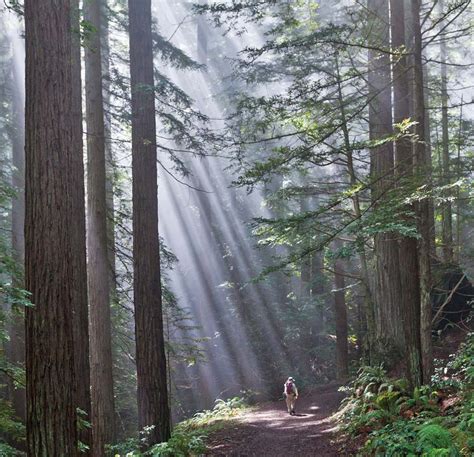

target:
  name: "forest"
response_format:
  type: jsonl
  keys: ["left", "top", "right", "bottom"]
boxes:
{"left": 0, "top": 0, "right": 473, "bottom": 456}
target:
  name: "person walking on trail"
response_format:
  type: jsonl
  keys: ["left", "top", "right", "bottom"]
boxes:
{"left": 283, "top": 376, "right": 298, "bottom": 415}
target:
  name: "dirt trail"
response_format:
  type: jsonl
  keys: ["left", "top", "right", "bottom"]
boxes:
{"left": 205, "top": 384, "right": 346, "bottom": 456}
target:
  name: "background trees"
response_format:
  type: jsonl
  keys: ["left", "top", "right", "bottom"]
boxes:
{"left": 0, "top": 0, "right": 472, "bottom": 454}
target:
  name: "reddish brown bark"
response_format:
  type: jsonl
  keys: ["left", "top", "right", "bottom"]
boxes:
{"left": 367, "top": 0, "right": 404, "bottom": 360}
{"left": 71, "top": 2, "right": 93, "bottom": 451}
{"left": 439, "top": 0, "right": 453, "bottom": 263}
{"left": 128, "top": 0, "right": 171, "bottom": 445}
{"left": 84, "top": 0, "right": 116, "bottom": 454}
{"left": 390, "top": 0, "right": 423, "bottom": 387}
{"left": 411, "top": 0, "right": 433, "bottom": 385}
{"left": 24, "top": 0, "right": 89, "bottom": 454}
{"left": 333, "top": 252, "right": 349, "bottom": 380}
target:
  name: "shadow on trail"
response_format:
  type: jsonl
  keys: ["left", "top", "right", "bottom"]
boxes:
{"left": 205, "top": 384, "right": 345, "bottom": 456}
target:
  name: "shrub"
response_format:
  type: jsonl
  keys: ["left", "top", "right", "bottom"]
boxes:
{"left": 417, "top": 424, "right": 453, "bottom": 451}
{"left": 110, "top": 396, "right": 250, "bottom": 457}
{"left": 340, "top": 333, "right": 474, "bottom": 456}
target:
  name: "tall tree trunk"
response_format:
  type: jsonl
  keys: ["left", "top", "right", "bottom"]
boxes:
{"left": 128, "top": 0, "right": 171, "bottom": 445}
{"left": 9, "top": 48, "right": 26, "bottom": 425}
{"left": 300, "top": 197, "right": 312, "bottom": 299}
{"left": 335, "top": 52, "right": 375, "bottom": 362}
{"left": 333, "top": 246, "right": 349, "bottom": 380}
{"left": 367, "top": 0, "right": 404, "bottom": 362}
{"left": 455, "top": 100, "right": 463, "bottom": 263}
{"left": 390, "top": 0, "right": 423, "bottom": 387}
{"left": 24, "top": 0, "right": 88, "bottom": 454}
{"left": 71, "top": 2, "right": 93, "bottom": 451}
{"left": 101, "top": 0, "right": 118, "bottom": 291}
{"left": 411, "top": 0, "right": 433, "bottom": 385}
{"left": 310, "top": 249, "right": 325, "bottom": 337}
{"left": 84, "top": 0, "right": 116, "bottom": 453}
{"left": 439, "top": 0, "right": 453, "bottom": 263}
{"left": 423, "top": 66, "right": 436, "bottom": 255}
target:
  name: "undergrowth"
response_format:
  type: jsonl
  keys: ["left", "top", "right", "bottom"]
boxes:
{"left": 110, "top": 396, "right": 251, "bottom": 456}
{"left": 337, "top": 333, "right": 474, "bottom": 456}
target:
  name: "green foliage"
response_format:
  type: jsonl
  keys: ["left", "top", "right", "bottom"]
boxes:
{"left": 364, "top": 419, "right": 419, "bottom": 456}
{"left": 364, "top": 420, "right": 461, "bottom": 457}
{"left": 110, "top": 397, "right": 250, "bottom": 456}
{"left": 337, "top": 365, "right": 415, "bottom": 435}
{"left": 432, "top": 333, "right": 474, "bottom": 392}
{"left": 0, "top": 399, "right": 24, "bottom": 439}
{"left": 0, "top": 399, "right": 25, "bottom": 455}
{"left": 0, "top": 443, "right": 23, "bottom": 457}
{"left": 148, "top": 430, "right": 206, "bottom": 457}
{"left": 150, "top": 397, "right": 248, "bottom": 456}
{"left": 340, "top": 334, "right": 474, "bottom": 456}
{"left": 107, "top": 437, "right": 141, "bottom": 457}
{"left": 0, "top": 152, "right": 27, "bottom": 457}
{"left": 3, "top": 1, "right": 23, "bottom": 16}
{"left": 417, "top": 424, "right": 453, "bottom": 451}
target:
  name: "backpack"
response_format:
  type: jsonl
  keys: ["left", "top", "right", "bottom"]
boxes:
{"left": 285, "top": 381, "right": 294, "bottom": 395}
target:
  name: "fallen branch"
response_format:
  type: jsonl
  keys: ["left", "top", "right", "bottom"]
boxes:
{"left": 432, "top": 274, "right": 466, "bottom": 325}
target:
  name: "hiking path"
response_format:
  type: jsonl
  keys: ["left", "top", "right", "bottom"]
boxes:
{"left": 205, "top": 384, "right": 346, "bottom": 456}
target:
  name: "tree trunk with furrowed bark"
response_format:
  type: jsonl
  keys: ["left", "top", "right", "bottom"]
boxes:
{"left": 333, "top": 248, "right": 349, "bottom": 380}
{"left": 24, "top": 0, "right": 90, "bottom": 454}
{"left": 84, "top": 0, "right": 116, "bottom": 453}
{"left": 411, "top": 0, "right": 433, "bottom": 385}
{"left": 71, "top": 1, "right": 93, "bottom": 451}
{"left": 367, "top": 0, "right": 405, "bottom": 362}
{"left": 390, "top": 0, "right": 423, "bottom": 388}
{"left": 128, "top": 0, "right": 171, "bottom": 446}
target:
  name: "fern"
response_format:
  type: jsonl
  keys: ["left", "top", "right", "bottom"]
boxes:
{"left": 423, "top": 449, "right": 459, "bottom": 457}
{"left": 417, "top": 424, "right": 453, "bottom": 450}
{"left": 374, "top": 391, "right": 402, "bottom": 415}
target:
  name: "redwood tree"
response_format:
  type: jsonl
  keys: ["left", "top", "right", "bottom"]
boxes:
{"left": 84, "top": 0, "right": 116, "bottom": 453}
{"left": 128, "top": 0, "right": 171, "bottom": 445}
{"left": 367, "top": 0, "right": 404, "bottom": 360}
{"left": 72, "top": 1, "right": 93, "bottom": 451}
{"left": 439, "top": 0, "right": 453, "bottom": 263}
{"left": 333, "top": 248, "right": 349, "bottom": 380}
{"left": 390, "top": 0, "right": 423, "bottom": 387}
{"left": 411, "top": 0, "right": 433, "bottom": 385}
{"left": 24, "top": 0, "right": 89, "bottom": 454}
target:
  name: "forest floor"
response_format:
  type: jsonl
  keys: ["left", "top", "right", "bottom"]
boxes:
{"left": 205, "top": 383, "right": 346, "bottom": 456}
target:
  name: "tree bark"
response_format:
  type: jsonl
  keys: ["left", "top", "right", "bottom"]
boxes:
{"left": 411, "top": 0, "right": 433, "bottom": 385}
{"left": 310, "top": 249, "right": 326, "bottom": 336}
{"left": 9, "top": 48, "right": 26, "bottom": 425}
{"left": 128, "top": 0, "right": 171, "bottom": 445}
{"left": 335, "top": 51, "right": 375, "bottom": 362}
{"left": 84, "top": 0, "right": 116, "bottom": 453}
{"left": 367, "top": 0, "right": 404, "bottom": 361}
{"left": 455, "top": 100, "right": 463, "bottom": 263}
{"left": 439, "top": 0, "right": 453, "bottom": 263}
{"left": 333, "top": 247, "right": 349, "bottom": 380}
{"left": 71, "top": 2, "right": 93, "bottom": 451}
{"left": 423, "top": 66, "right": 436, "bottom": 256}
{"left": 24, "top": 0, "right": 88, "bottom": 454}
{"left": 100, "top": 0, "right": 118, "bottom": 292}
{"left": 390, "top": 0, "right": 423, "bottom": 388}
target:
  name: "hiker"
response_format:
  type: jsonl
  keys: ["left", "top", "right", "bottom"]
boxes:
{"left": 283, "top": 376, "right": 298, "bottom": 415}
